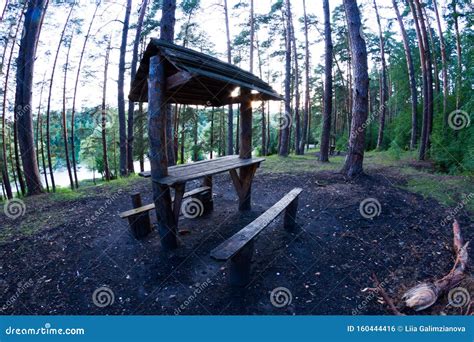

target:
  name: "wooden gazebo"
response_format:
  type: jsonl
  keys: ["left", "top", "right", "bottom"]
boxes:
{"left": 129, "top": 39, "right": 282, "bottom": 249}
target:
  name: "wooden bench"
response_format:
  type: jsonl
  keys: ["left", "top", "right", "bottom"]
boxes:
{"left": 210, "top": 187, "right": 303, "bottom": 286}
{"left": 119, "top": 186, "right": 211, "bottom": 238}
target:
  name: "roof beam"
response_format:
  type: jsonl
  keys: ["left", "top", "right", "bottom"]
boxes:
{"left": 167, "top": 71, "right": 193, "bottom": 90}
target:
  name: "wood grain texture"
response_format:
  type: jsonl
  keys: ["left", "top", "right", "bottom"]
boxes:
{"left": 211, "top": 188, "right": 302, "bottom": 260}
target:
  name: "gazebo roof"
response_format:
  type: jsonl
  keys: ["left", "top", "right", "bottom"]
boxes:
{"left": 128, "top": 39, "right": 283, "bottom": 106}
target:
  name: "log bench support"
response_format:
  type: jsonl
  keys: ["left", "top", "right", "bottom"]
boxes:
{"left": 127, "top": 193, "right": 152, "bottom": 238}
{"left": 210, "top": 188, "right": 303, "bottom": 287}
{"left": 119, "top": 186, "right": 211, "bottom": 239}
{"left": 229, "top": 164, "right": 258, "bottom": 211}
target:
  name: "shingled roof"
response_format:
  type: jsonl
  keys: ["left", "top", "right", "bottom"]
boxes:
{"left": 128, "top": 39, "right": 282, "bottom": 106}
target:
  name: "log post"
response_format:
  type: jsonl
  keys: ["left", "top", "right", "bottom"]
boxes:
{"left": 229, "top": 240, "right": 254, "bottom": 287}
{"left": 283, "top": 197, "right": 299, "bottom": 231}
{"left": 148, "top": 55, "right": 178, "bottom": 250}
{"left": 128, "top": 192, "right": 152, "bottom": 238}
{"left": 201, "top": 175, "right": 214, "bottom": 213}
{"left": 239, "top": 88, "right": 253, "bottom": 210}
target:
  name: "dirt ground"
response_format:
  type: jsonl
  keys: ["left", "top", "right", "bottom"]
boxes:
{"left": 0, "top": 155, "right": 472, "bottom": 315}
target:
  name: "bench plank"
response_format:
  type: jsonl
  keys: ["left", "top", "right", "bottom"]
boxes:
{"left": 210, "top": 188, "right": 302, "bottom": 260}
{"left": 119, "top": 186, "right": 211, "bottom": 219}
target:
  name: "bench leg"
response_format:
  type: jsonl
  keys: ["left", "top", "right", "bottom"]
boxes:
{"left": 201, "top": 176, "right": 214, "bottom": 214}
{"left": 229, "top": 240, "right": 254, "bottom": 287}
{"left": 284, "top": 197, "right": 299, "bottom": 231}
{"left": 230, "top": 165, "right": 258, "bottom": 211}
{"left": 129, "top": 193, "right": 152, "bottom": 238}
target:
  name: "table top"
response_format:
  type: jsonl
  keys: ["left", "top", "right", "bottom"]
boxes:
{"left": 139, "top": 155, "right": 265, "bottom": 186}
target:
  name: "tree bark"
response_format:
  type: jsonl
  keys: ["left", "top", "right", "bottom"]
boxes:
{"left": 432, "top": 0, "right": 449, "bottom": 127}
{"left": 341, "top": 0, "right": 369, "bottom": 178}
{"left": 45, "top": 4, "right": 74, "bottom": 192}
{"left": 148, "top": 55, "right": 178, "bottom": 250}
{"left": 299, "top": 0, "right": 310, "bottom": 154}
{"left": 71, "top": 2, "right": 99, "bottom": 188}
{"left": 392, "top": 0, "right": 418, "bottom": 150}
{"left": 160, "top": 0, "right": 177, "bottom": 166}
{"left": 412, "top": 0, "right": 433, "bottom": 160}
{"left": 62, "top": 33, "right": 74, "bottom": 190}
{"left": 118, "top": 0, "right": 132, "bottom": 176}
{"left": 374, "top": 0, "right": 388, "bottom": 150}
{"left": 101, "top": 38, "right": 111, "bottom": 181}
{"left": 15, "top": 0, "right": 49, "bottom": 195}
{"left": 1, "top": 3, "right": 26, "bottom": 199}
{"left": 288, "top": 0, "right": 301, "bottom": 155}
{"left": 320, "top": 0, "right": 332, "bottom": 162}
{"left": 249, "top": 0, "right": 254, "bottom": 73}
{"left": 127, "top": 0, "right": 149, "bottom": 174}
{"left": 452, "top": 0, "right": 462, "bottom": 110}
{"left": 278, "top": 1, "right": 292, "bottom": 157}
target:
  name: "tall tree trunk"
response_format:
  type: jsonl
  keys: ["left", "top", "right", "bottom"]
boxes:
{"left": 102, "top": 38, "right": 111, "bottom": 181}
{"left": 15, "top": 0, "right": 49, "bottom": 195}
{"left": 71, "top": 2, "right": 99, "bottom": 188}
{"left": 299, "top": 0, "right": 310, "bottom": 154}
{"left": 160, "top": 0, "right": 177, "bottom": 166}
{"left": 288, "top": 0, "right": 301, "bottom": 155}
{"left": 452, "top": 0, "right": 462, "bottom": 110}
{"left": 224, "top": 0, "right": 234, "bottom": 155}
{"left": 45, "top": 5, "right": 74, "bottom": 192}
{"left": 1, "top": 3, "right": 25, "bottom": 199}
{"left": 320, "top": 0, "right": 333, "bottom": 162}
{"left": 374, "top": 0, "right": 387, "bottom": 150}
{"left": 432, "top": 0, "right": 449, "bottom": 127}
{"left": 408, "top": 0, "right": 428, "bottom": 160}
{"left": 392, "top": 0, "right": 418, "bottom": 150}
{"left": 412, "top": 0, "right": 433, "bottom": 159}
{"left": 249, "top": 0, "right": 254, "bottom": 73}
{"left": 118, "top": 0, "right": 132, "bottom": 176}
{"left": 62, "top": 34, "right": 74, "bottom": 190}
{"left": 256, "top": 36, "right": 266, "bottom": 156}
{"left": 279, "top": 1, "right": 292, "bottom": 157}
{"left": 128, "top": 0, "right": 149, "bottom": 173}
{"left": 341, "top": 0, "right": 369, "bottom": 178}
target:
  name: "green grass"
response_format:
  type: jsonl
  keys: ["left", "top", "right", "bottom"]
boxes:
{"left": 261, "top": 148, "right": 344, "bottom": 174}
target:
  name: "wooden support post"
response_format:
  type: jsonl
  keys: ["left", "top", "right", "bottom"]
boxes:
{"left": 148, "top": 55, "right": 178, "bottom": 250}
{"left": 229, "top": 240, "right": 254, "bottom": 287}
{"left": 201, "top": 176, "right": 214, "bottom": 213}
{"left": 283, "top": 197, "right": 299, "bottom": 231}
{"left": 128, "top": 192, "right": 152, "bottom": 238}
{"left": 239, "top": 88, "right": 253, "bottom": 211}
{"left": 172, "top": 183, "right": 186, "bottom": 222}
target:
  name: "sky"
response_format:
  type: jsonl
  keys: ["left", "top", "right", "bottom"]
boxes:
{"left": 0, "top": 0, "right": 452, "bottom": 118}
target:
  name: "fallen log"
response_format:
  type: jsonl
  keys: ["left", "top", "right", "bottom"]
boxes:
{"left": 402, "top": 219, "right": 469, "bottom": 311}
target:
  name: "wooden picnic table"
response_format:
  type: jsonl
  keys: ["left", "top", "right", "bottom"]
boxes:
{"left": 140, "top": 155, "right": 265, "bottom": 224}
